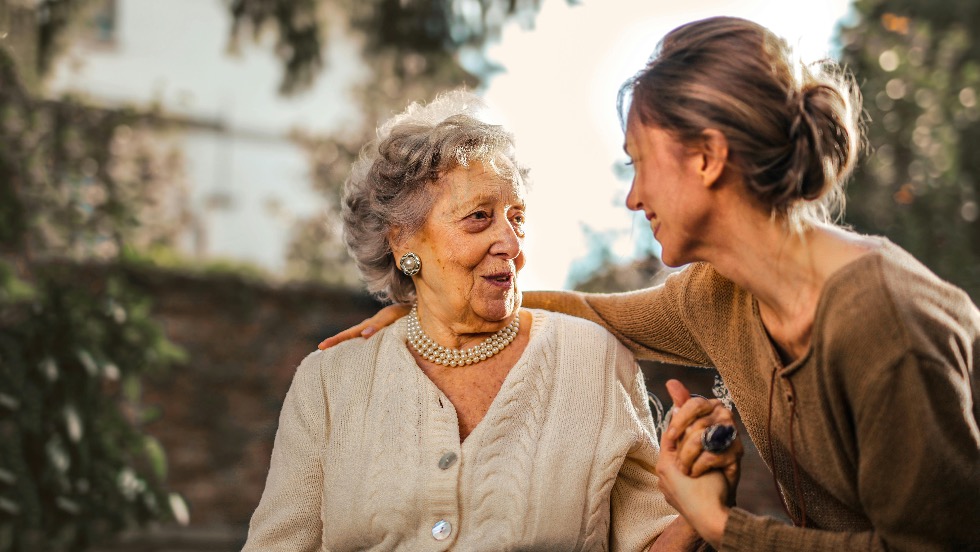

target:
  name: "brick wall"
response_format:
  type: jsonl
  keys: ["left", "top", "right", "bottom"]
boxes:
{"left": 84, "top": 264, "right": 784, "bottom": 550}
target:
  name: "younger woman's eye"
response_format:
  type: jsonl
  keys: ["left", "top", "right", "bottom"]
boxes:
{"left": 624, "top": 159, "right": 634, "bottom": 166}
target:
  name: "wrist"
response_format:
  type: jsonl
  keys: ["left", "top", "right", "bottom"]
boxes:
{"left": 696, "top": 505, "right": 729, "bottom": 549}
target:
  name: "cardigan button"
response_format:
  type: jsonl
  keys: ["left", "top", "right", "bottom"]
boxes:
{"left": 438, "top": 452, "right": 458, "bottom": 470}
{"left": 432, "top": 519, "right": 452, "bottom": 540}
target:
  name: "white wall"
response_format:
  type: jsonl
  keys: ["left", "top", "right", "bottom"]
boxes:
{"left": 47, "top": 0, "right": 368, "bottom": 273}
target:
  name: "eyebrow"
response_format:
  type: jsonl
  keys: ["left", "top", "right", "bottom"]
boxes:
{"left": 455, "top": 191, "right": 526, "bottom": 213}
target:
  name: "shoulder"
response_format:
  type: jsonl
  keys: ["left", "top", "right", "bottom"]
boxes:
{"left": 528, "top": 309, "right": 640, "bottom": 383}
{"left": 818, "top": 239, "right": 979, "bottom": 369}
{"left": 664, "top": 263, "right": 752, "bottom": 344}
{"left": 531, "top": 308, "right": 626, "bottom": 351}
{"left": 668, "top": 263, "right": 748, "bottom": 317}
{"left": 293, "top": 323, "right": 406, "bottom": 392}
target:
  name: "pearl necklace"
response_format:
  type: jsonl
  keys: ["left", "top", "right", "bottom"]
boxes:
{"left": 407, "top": 304, "right": 520, "bottom": 366}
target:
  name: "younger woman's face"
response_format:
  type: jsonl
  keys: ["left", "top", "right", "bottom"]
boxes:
{"left": 624, "top": 111, "right": 714, "bottom": 267}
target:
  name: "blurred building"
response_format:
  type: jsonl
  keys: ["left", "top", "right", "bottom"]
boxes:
{"left": 45, "top": 0, "right": 368, "bottom": 274}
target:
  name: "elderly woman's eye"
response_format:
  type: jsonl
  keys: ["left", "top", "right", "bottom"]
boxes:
{"left": 511, "top": 213, "right": 526, "bottom": 237}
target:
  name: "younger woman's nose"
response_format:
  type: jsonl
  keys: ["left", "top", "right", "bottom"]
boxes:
{"left": 625, "top": 182, "right": 642, "bottom": 211}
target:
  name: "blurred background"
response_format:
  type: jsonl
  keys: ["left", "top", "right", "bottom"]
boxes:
{"left": 1, "top": 0, "right": 977, "bottom": 550}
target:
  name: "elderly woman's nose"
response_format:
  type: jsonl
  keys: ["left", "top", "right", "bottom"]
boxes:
{"left": 489, "top": 218, "right": 522, "bottom": 257}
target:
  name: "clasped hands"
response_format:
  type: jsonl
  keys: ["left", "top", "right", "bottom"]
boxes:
{"left": 656, "top": 379, "right": 744, "bottom": 550}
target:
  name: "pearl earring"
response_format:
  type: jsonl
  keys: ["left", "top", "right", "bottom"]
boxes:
{"left": 399, "top": 252, "right": 421, "bottom": 276}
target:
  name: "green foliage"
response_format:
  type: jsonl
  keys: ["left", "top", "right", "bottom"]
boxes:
{"left": 1, "top": 24, "right": 185, "bottom": 551}
{"left": 228, "top": 0, "right": 561, "bottom": 94}
{"left": 120, "top": 245, "right": 273, "bottom": 284}
{"left": 28, "top": 0, "right": 104, "bottom": 80}
{"left": 0, "top": 46, "right": 190, "bottom": 263}
{"left": 840, "top": 0, "right": 980, "bottom": 300}
{"left": 0, "top": 262, "right": 185, "bottom": 551}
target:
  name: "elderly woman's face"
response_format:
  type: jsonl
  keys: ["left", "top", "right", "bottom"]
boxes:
{"left": 404, "top": 158, "right": 526, "bottom": 329}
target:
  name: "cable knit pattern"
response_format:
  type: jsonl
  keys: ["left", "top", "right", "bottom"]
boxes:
{"left": 581, "top": 342, "right": 627, "bottom": 548}
{"left": 466, "top": 325, "right": 550, "bottom": 542}
{"left": 242, "top": 309, "right": 677, "bottom": 551}
{"left": 525, "top": 238, "right": 980, "bottom": 552}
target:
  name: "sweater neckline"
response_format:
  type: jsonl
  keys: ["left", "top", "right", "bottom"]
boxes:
{"left": 388, "top": 308, "right": 550, "bottom": 445}
{"left": 750, "top": 236, "right": 891, "bottom": 376}
{"left": 461, "top": 309, "right": 549, "bottom": 448}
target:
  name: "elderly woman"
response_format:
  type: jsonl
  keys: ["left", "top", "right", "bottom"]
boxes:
{"left": 242, "top": 91, "right": 686, "bottom": 550}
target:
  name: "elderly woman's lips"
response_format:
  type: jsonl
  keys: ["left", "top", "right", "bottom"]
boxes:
{"left": 483, "top": 273, "right": 514, "bottom": 288}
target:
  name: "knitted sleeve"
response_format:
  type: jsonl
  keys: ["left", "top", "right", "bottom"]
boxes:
{"left": 608, "top": 342, "right": 679, "bottom": 551}
{"left": 722, "top": 352, "right": 980, "bottom": 551}
{"left": 242, "top": 353, "right": 327, "bottom": 551}
{"left": 722, "top": 508, "right": 876, "bottom": 551}
{"left": 522, "top": 267, "right": 711, "bottom": 367}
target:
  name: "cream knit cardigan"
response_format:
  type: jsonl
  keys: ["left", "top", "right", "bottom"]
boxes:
{"left": 243, "top": 309, "right": 676, "bottom": 551}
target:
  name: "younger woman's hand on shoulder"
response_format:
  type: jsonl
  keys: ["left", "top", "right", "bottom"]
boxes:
{"left": 318, "top": 303, "right": 412, "bottom": 349}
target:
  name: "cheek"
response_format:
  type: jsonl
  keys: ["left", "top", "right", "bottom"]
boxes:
{"left": 436, "top": 237, "right": 486, "bottom": 276}
{"left": 635, "top": 168, "right": 658, "bottom": 196}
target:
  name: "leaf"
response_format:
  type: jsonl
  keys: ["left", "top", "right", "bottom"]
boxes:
{"left": 143, "top": 436, "right": 168, "bottom": 481}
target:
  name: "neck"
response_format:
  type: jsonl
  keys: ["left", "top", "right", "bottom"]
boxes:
{"left": 712, "top": 219, "right": 821, "bottom": 318}
{"left": 701, "top": 211, "right": 875, "bottom": 359}
{"left": 414, "top": 301, "right": 518, "bottom": 350}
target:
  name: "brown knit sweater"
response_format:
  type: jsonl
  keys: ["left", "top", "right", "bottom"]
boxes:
{"left": 526, "top": 239, "right": 980, "bottom": 551}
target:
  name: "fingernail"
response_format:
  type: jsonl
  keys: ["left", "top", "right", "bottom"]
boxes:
{"left": 318, "top": 342, "right": 327, "bottom": 350}
{"left": 361, "top": 327, "right": 375, "bottom": 337}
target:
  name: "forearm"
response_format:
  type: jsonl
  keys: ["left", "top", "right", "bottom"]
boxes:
{"left": 647, "top": 517, "right": 705, "bottom": 552}
{"left": 720, "top": 508, "right": 881, "bottom": 552}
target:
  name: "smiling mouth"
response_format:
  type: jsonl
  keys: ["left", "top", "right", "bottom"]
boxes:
{"left": 483, "top": 273, "right": 514, "bottom": 287}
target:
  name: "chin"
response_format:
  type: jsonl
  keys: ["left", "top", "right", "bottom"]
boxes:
{"left": 476, "top": 289, "right": 521, "bottom": 322}
{"left": 658, "top": 244, "right": 691, "bottom": 268}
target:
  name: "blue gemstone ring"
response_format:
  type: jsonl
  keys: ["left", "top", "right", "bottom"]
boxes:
{"left": 701, "top": 424, "right": 737, "bottom": 453}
